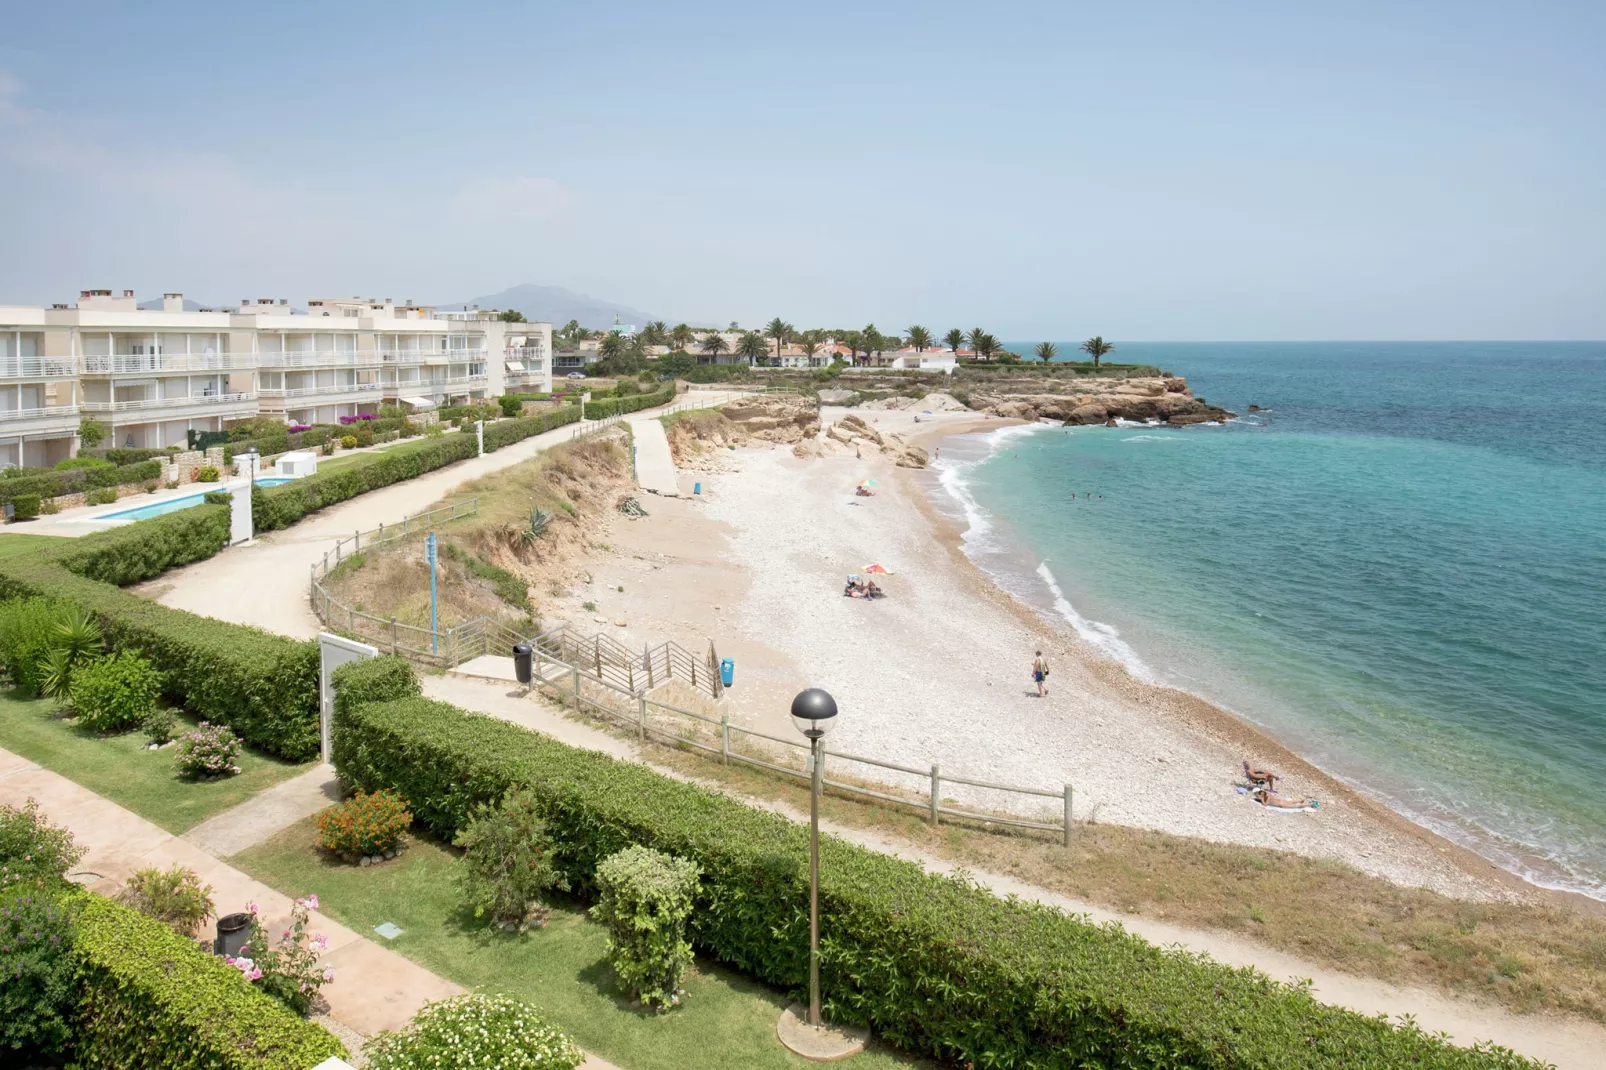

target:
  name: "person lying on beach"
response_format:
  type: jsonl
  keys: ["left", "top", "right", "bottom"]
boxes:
{"left": 1251, "top": 788, "right": 1319, "bottom": 810}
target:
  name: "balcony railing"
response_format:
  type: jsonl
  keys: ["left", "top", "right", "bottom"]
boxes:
{"left": 384, "top": 374, "right": 487, "bottom": 391}
{"left": 0, "top": 404, "right": 80, "bottom": 433}
{"left": 257, "top": 350, "right": 382, "bottom": 368}
{"left": 259, "top": 382, "right": 384, "bottom": 399}
{"left": 81, "top": 353, "right": 251, "bottom": 374}
{"left": 0, "top": 358, "right": 77, "bottom": 380}
{"left": 80, "top": 391, "right": 257, "bottom": 414}
{"left": 381, "top": 348, "right": 487, "bottom": 365}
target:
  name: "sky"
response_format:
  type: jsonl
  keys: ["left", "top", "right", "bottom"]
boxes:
{"left": 1, "top": 1, "right": 1602, "bottom": 340}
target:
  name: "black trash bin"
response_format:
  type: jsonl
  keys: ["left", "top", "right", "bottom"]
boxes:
{"left": 512, "top": 642, "right": 533, "bottom": 686}
{"left": 215, "top": 911, "right": 252, "bottom": 958}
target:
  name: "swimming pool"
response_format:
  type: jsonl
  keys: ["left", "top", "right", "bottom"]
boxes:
{"left": 99, "top": 477, "right": 292, "bottom": 521}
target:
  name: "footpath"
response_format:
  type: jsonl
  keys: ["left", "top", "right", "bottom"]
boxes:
{"left": 422, "top": 674, "right": 1605, "bottom": 1070}
{"left": 623, "top": 411, "right": 680, "bottom": 497}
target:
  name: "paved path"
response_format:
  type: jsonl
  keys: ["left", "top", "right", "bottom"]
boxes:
{"left": 420, "top": 677, "right": 1605, "bottom": 1070}
{"left": 183, "top": 762, "right": 342, "bottom": 857}
{"left": 624, "top": 411, "right": 680, "bottom": 497}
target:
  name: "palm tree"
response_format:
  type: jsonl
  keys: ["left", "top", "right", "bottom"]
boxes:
{"left": 943, "top": 328, "right": 965, "bottom": 356}
{"left": 801, "top": 338, "right": 820, "bottom": 365}
{"left": 1079, "top": 335, "right": 1114, "bottom": 369}
{"left": 644, "top": 321, "right": 669, "bottom": 347}
{"left": 598, "top": 332, "right": 626, "bottom": 361}
{"left": 965, "top": 327, "right": 988, "bottom": 360}
{"left": 975, "top": 333, "right": 1000, "bottom": 362}
{"left": 671, "top": 323, "right": 694, "bottom": 351}
{"left": 841, "top": 330, "right": 864, "bottom": 365}
{"left": 765, "top": 317, "right": 791, "bottom": 367}
{"left": 1034, "top": 341, "right": 1058, "bottom": 363}
{"left": 736, "top": 330, "right": 768, "bottom": 364}
{"left": 560, "top": 319, "right": 583, "bottom": 345}
{"left": 699, "top": 332, "right": 729, "bottom": 362}
{"left": 862, "top": 324, "right": 884, "bottom": 364}
{"left": 906, "top": 325, "right": 932, "bottom": 353}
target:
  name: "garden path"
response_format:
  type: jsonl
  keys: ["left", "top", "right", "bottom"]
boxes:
{"left": 624, "top": 411, "right": 680, "bottom": 497}
{"left": 183, "top": 761, "right": 342, "bottom": 856}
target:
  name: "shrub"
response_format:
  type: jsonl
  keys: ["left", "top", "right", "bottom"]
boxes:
{"left": 0, "top": 888, "right": 79, "bottom": 1063}
{"left": 143, "top": 705, "right": 178, "bottom": 744}
{"left": 454, "top": 788, "right": 567, "bottom": 930}
{"left": 55, "top": 456, "right": 114, "bottom": 471}
{"left": 195, "top": 465, "right": 220, "bottom": 482}
{"left": 314, "top": 789, "right": 411, "bottom": 859}
{"left": 591, "top": 845, "right": 700, "bottom": 1010}
{"left": 236, "top": 895, "right": 333, "bottom": 1017}
{"left": 339, "top": 435, "right": 357, "bottom": 449}
{"left": 71, "top": 650, "right": 162, "bottom": 733}
{"left": 85, "top": 486, "right": 120, "bottom": 505}
{"left": 499, "top": 393, "right": 523, "bottom": 417}
{"left": 73, "top": 893, "right": 344, "bottom": 1068}
{"left": 364, "top": 993, "right": 584, "bottom": 1070}
{"left": 118, "top": 864, "right": 214, "bottom": 938}
{"left": 10, "top": 493, "right": 40, "bottom": 519}
{"left": 582, "top": 385, "right": 675, "bottom": 420}
{"left": 0, "top": 597, "right": 64, "bottom": 692}
{"left": 331, "top": 692, "right": 1543, "bottom": 1070}
{"left": 175, "top": 721, "right": 242, "bottom": 778}
{"left": 202, "top": 489, "right": 231, "bottom": 505}
{"left": 0, "top": 799, "right": 84, "bottom": 891}
{"left": 78, "top": 414, "right": 107, "bottom": 447}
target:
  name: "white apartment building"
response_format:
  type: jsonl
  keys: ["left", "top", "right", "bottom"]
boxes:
{"left": 0, "top": 289, "right": 551, "bottom": 466}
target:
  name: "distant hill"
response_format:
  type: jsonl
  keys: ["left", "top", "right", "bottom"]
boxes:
{"left": 443, "top": 284, "right": 660, "bottom": 330}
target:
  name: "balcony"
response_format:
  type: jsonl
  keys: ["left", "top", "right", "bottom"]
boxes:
{"left": 381, "top": 347, "right": 487, "bottom": 365}
{"left": 0, "top": 404, "right": 80, "bottom": 436}
{"left": 257, "top": 350, "right": 382, "bottom": 369}
{"left": 0, "top": 358, "right": 77, "bottom": 381}
{"left": 80, "top": 392, "right": 258, "bottom": 422}
{"left": 259, "top": 382, "right": 385, "bottom": 400}
{"left": 81, "top": 353, "right": 253, "bottom": 374}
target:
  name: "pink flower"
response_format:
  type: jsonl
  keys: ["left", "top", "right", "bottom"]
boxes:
{"left": 323, "top": 967, "right": 335, "bottom": 983}
{"left": 305, "top": 894, "right": 319, "bottom": 910}
{"left": 250, "top": 968, "right": 263, "bottom": 981}
{"left": 314, "top": 933, "right": 328, "bottom": 949}
{"left": 246, "top": 901, "right": 259, "bottom": 914}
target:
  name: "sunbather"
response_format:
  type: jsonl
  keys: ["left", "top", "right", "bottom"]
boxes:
{"left": 1252, "top": 788, "right": 1319, "bottom": 810}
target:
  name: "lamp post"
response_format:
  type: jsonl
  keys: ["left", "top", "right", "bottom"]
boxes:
{"left": 790, "top": 687, "right": 837, "bottom": 1028}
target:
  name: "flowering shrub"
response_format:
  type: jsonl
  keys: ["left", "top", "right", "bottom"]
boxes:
{"left": 174, "top": 721, "right": 242, "bottom": 778}
{"left": 118, "top": 863, "right": 214, "bottom": 938}
{"left": 314, "top": 789, "right": 411, "bottom": 858}
{"left": 234, "top": 895, "right": 332, "bottom": 1016}
{"left": 0, "top": 890, "right": 79, "bottom": 1062}
{"left": 590, "top": 845, "right": 701, "bottom": 1010}
{"left": 364, "top": 993, "right": 583, "bottom": 1070}
{"left": 288, "top": 423, "right": 312, "bottom": 433}
{"left": 71, "top": 650, "right": 162, "bottom": 732}
{"left": 0, "top": 799, "right": 84, "bottom": 891}
{"left": 338, "top": 415, "right": 356, "bottom": 425}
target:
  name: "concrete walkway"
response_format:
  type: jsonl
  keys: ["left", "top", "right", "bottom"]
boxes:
{"left": 624, "top": 412, "right": 680, "bottom": 497}
{"left": 183, "top": 762, "right": 342, "bottom": 857}
{"left": 419, "top": 676, "right": 1605, "bottom": 1070}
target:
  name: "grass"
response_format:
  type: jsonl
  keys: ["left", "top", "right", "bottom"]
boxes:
{"left": 233, "top": 819, "right": 925, "bottom": 1070}
{"left": 0, "top": 532, "right": 66, "bottom": 558}
{"left": 0, "top": 689, "right": 311, "bottom": 834}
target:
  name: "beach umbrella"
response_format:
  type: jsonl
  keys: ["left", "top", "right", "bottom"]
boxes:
{"left": 862, "top": 563, "right": 892, "bottom": 575}
{"left": 857, "top": 478, "right": 876, "bottom": 488}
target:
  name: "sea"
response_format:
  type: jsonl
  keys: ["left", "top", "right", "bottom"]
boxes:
{"left": 931, "top": 342, "right": 1606, "bottom": 899}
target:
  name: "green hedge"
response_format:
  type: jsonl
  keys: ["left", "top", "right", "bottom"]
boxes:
{"left": 0, "top": 459, "right": 162, "bottom": 505}
{"left": 481, "top": 405, "right": 581, "bottom": 451}
{"left": 0, "top": 507, "right": 321, "bottom": 760}
{"left": 329, "top": 673, "right": 1540, "bottom": 1070}
{"left": 582, "top": 385, "right": 675, "bottom": 420}
{"left": 73, "top": 893, "right": 345, "bottom": 1070}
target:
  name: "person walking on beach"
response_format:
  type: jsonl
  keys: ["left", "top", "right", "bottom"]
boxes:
{"left": 1032, "top": 650, "right": 1050, "bottom": 697}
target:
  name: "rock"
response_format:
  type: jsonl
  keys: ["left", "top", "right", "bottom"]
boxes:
{"left": 817, "top": 388, "right": 855, "bottom": 404}
{"left": 893, "top": 445, "right": 929, "bottom": 469}
{"left": 1104, "top": 418, "right": 1118, "bottom": 427}
{"left": 792, "top": 439, "right": 825, "bottom": 459}
{"left": 1167, "top": 412, "right": 1215, "bottom": 425}
{"left": 1065, "top": 403, "right": 1109, "bottom": 425}
{"left": 359, "top": 856, "right": 372, "bottom": 867}
{"left": 826, "top": 424, "right": 859, "bottom": 446}
{"left": 919, "top": 392, "right": 971, "bottom": 412}
{"left": 383, "top": 850, "right": 396, "bottom": 860}
{"left": 1247, "top": 403, "right": 1261, "bottom": 411}
{"left": 614, "top": 619, "right": 628, "bottom": 627}
{"left": 837, "top": 414, "right": 884, "bottom": 446}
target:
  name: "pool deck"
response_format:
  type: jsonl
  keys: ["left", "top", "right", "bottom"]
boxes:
{"left": 19, "top": 475, "right": 265, "bottom": 537}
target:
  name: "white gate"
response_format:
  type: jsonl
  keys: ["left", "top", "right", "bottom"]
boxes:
{"left": 318, "top": 632, "right": 377, "bottom": 763}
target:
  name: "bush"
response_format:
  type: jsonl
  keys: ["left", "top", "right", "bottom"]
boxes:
{"left": 314, "top": 789, "right": 411, "bottom": 859}
{"left": 0, "top": 889, "right": 79, "bottom": 1063}
{"left": 118, "top": 864, "right": 214, "bottom": 938}
{"left": 55, "top": 456, "right": 114, "bottom": 471}
{"left": 582, "top": 385, "right": 675, "bottom": 420}
{"left": 0, "top": 597, "right": 71, "bottom": 693}
{"left": 71, "top": 650, "right": 162, "bottom": 733}
{"left": 455, "top": 788, "right": 567, "bottom": 930}
{"left": 365, "top": 994, "right": 583, "bottom": 1070}
{"left": 174, "top": 721, "right": 242, "bottom": 778}
{"left": 0, "top": 458, "right": 162, "bottom": 507}
{"left": 591, "top": 844, "right": 699, "bottom": 1010}
{"left": 339, "top": 435, "right": 357, "bottom": 449}
{"left": 236, "top": 895, "right": 333, "bottom": 1017}
{"left": 499, "top": 393, "right": 523, "bottom": 417}
{"left": 79, "top": 414, "right": 107, "bottom": 447}
{"left": 0, "top": 799, "right": 84, "bottom": 891}
{"left": 85, "top": 485, "right": 120, "bottom": 505}
{"left": 330, "top": 690, "right": 1542, "bottom": 1070}
{"left": 202, "top": 489, "right": 231, "bottom": 505}
{"left": 195, "top": 465, "right": 220, "bottom": 482}
{"left": 73, "top": 893, "right": 345, "bottom": 1069}
{"left": 143, "top": 705, "right": 178, "bottom": 744}
{"left": 10, "top": 493, "right": 40, "bottom": 519}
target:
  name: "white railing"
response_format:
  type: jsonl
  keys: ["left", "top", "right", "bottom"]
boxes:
{"left": 0, "top": 404, "right": 79, "bottom": 430}
{"left": 0, "top": 358, "right": 76, "bottom": 379}
{"left": 260, "top": 382, "right": 384, "bottom": 399}
{"left": 81, "top": 353, "right": 251, "bottom": 374}
{"left": 257, "top": 351, "right": 381, "bottom": 368}
{"left": 381, "top": 348, "right": 488, "bottom": 365}
{"left": 81, "top": 391, "right": 257, "bottom": 413}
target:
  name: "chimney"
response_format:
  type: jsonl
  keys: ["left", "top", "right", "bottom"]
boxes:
{"left": 163, "top": 292, "right": 184, "bottom": 313}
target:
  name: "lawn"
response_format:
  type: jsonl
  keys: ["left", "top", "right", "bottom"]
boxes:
{"left": 0, "top": 689, "right": 311, "bottom": 834}
{"left": 233, "top": 820, "right": 927, "bottom": 1070}
{"left": 0, "top": 532, "right": 66, "bottom": 558}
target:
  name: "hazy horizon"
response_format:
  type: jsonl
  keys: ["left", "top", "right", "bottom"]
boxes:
{"left": 1, "top": 2, "right": 1602, "bottom": 341}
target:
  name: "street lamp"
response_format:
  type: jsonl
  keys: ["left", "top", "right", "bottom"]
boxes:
{"left": 791, "top": 687, "right": 836, "bottom": 1028}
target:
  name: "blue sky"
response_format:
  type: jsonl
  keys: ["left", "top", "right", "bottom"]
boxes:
{"left": 1, "top": 1, "right": 1602, "bottom": 339}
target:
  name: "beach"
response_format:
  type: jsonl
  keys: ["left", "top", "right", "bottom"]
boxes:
{"left": 562, "top": 406, "right": 1530, "bottom": 904}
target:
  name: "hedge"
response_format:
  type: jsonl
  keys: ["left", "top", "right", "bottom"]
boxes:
{"left": 72, "top": 893, "right": 345, "bottom": 1070}
{"left": 481, "top": 404, "right": 581, "bottom": 451}
{"left": 328, "top": 665, "right": 1541, "bottom": 1070}
{"left": 221, "top": 415, "right": 414, "bottom": 463}
{"left": 0, "top": 506, "right": 321, "bottom": 760}
{"left": 581, "top": 385, "right": 675, "bottom": 420}
{"left": 0, "top": 459, "right": 162, "bottom": 505}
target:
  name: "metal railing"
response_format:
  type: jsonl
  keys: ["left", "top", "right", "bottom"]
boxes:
{"left": 532, "top": 624, "right": 723, "bottom": 699}
{"left": 257, "top": 351, "right": 382, "bottom": 368}
{"left": 260, "top": 382, "right": 385, "bottom": 398}
{"left": 80, "top": 391, "right": 257, "bottom": 413}
{"left": 0, "top": 358, "right": 77, "bottom": 379}
{"left": 81, "top": 354, "right": 251, "bottom": 373}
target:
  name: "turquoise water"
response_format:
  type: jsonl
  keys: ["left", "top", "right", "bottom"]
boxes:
{"left": 943, "top": 343, "right": 1606, "bottom": 897}
{"left": 102, "top": 477, "right": 291, "bottom": 521}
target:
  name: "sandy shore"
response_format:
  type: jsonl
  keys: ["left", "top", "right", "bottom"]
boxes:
{"left": 551, "top": 406, "right": 1554, "bottom": 904}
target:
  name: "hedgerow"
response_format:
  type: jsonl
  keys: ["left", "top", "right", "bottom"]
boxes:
{"left": 582, "top": 386, "right": 675, "bottom": 421}
{"left": 0, "top": 459, "right": 162, "bottom": 506}
{"left": 481, "top": 404, "right": 582, "bottom": 451}
{"left": 72, "top": 893, "right": 345, "bottom": 1070}
{"left": 327, "top": 669, "right": 1543, "bottom": 1070}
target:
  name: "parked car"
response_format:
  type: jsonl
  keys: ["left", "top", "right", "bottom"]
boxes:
{"left": 565, "top": 372, "right": 587, "bottom": 380}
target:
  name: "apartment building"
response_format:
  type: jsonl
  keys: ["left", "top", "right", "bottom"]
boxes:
{"left": 0, "top": 289, "right": 552, "bottom": 465}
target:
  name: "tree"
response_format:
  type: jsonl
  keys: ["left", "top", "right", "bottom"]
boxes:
{"left": 906, "top": 325, "right": 932, "bottom": 353}
{"left": 975, "top": 333, "right": 1000, "bottom": 362}
{"left": 1034, "top": 341, "right": 1058, "bottom": 363}
{"left": 943, "top": 328, "right": 965, "bottom": 356}
{"left": 801, "top": 338, "right": 820, "bottom": 365}
{"left": 765, "top": 317, "right": 791, "bottom": 367}
{"left": 841, "top": 330, "right": 864, "bottom": 365}
{"left": 78, "top": 415, "right": 107, "bottom": 449}
{"left": 670, "top": 323, "right": 694, "bottom": 350}
{"left": 497, "top": 309, "right": 526, "bottom": 323}
{"left": 559, "top": 319, "right": 584, "bottom": 346}
{"left": 1079, "top": 335, "right": 1114, "bottom": 369}
{"left": 699, "top": 332, "right": 729, "bottom": 361}
{"left": 862, "top": 324, "right": 884, "bottom": 364}
{"left": 598, "top": 333, "right": 626, "bottom": 362}
{"left": 965, "top": 327, "right": 987, "bottom": 357}
{"left": 736, "top": 330, "right": 768, "bottom": 364}
{"left": 643, "top": 321, "right": 668, "bottom": 347}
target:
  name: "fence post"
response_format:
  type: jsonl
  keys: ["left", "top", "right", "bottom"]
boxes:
{"left": 389, "top": 617, "right": 398, "bottom": 654}
{"left": 571, "top": 666, "right": 581, "bottom": 712}
{"left": 1063, "top": 784, "right": 1073, "bottom": 848}
{"left": 637, "top": 696, "right": 647, "bottom": 741}
{"left": 930, "top": 764, "right": 941, "bottom": 827}
{"left": 347, "top": 604, "right": 354, "bottom": 632}
{"left": 644, "top": 643, "right": 653, "bottom": 689}
{"left": 721, "top": 714, "right": 730, "bottom": 765}
{"left": 403, "top": 515, "right": 409, "bottom": 537}
{"left": 354, "top": 529, "right": 360, "bottom": 553}
{"left": 594, "top": 636, "right": 602, "bottom": 678}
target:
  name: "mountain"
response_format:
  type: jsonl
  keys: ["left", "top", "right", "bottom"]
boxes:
{"left": 442, "top": 284, "right": 660, "bottom": 330}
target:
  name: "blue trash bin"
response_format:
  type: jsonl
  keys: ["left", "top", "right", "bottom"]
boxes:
{"left": 720, "top": 657, "right": 734, "bottom": 687}
{"left": 694, "top": 481, "right": 702, "bottom": 495}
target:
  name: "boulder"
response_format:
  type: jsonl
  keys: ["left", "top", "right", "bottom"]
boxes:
{"left": 838, "top": 413, "right": 884, "bottom": 445}
{"left": 893, "top": 444, "right": 929, "bottom": 468}
{"left": 1065, "top": 403, "right": 1109, "bottom": 425}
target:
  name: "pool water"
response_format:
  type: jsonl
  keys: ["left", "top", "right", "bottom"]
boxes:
{"left": 100, "top": 477, "right": 292, "bottom": 521}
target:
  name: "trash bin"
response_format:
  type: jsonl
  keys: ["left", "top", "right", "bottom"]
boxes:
{"left": 720, "top": 657, "right": 735, "bottom": 688}
{"left": 512, "top": 642, "right": 533, "bottom": 686}
{"left": 215, "top": 911, "right": 252, "bottom": 958}
{"left": 694, "top": 482, "right": 702, "bottom": 495}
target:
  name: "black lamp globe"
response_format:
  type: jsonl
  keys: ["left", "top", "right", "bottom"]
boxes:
{"left": 790, "top": 688, "right": 838, "bottom": 739}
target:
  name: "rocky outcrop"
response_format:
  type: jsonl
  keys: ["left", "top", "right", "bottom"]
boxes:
{"left": 966, "top": 375, "right": 1232, "bottom": 426}
{"left": 822, "top": 415, "right": 928, "bottom": 468}
{"left": 718, "top": 394, "right": 821, "bottom": 444}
